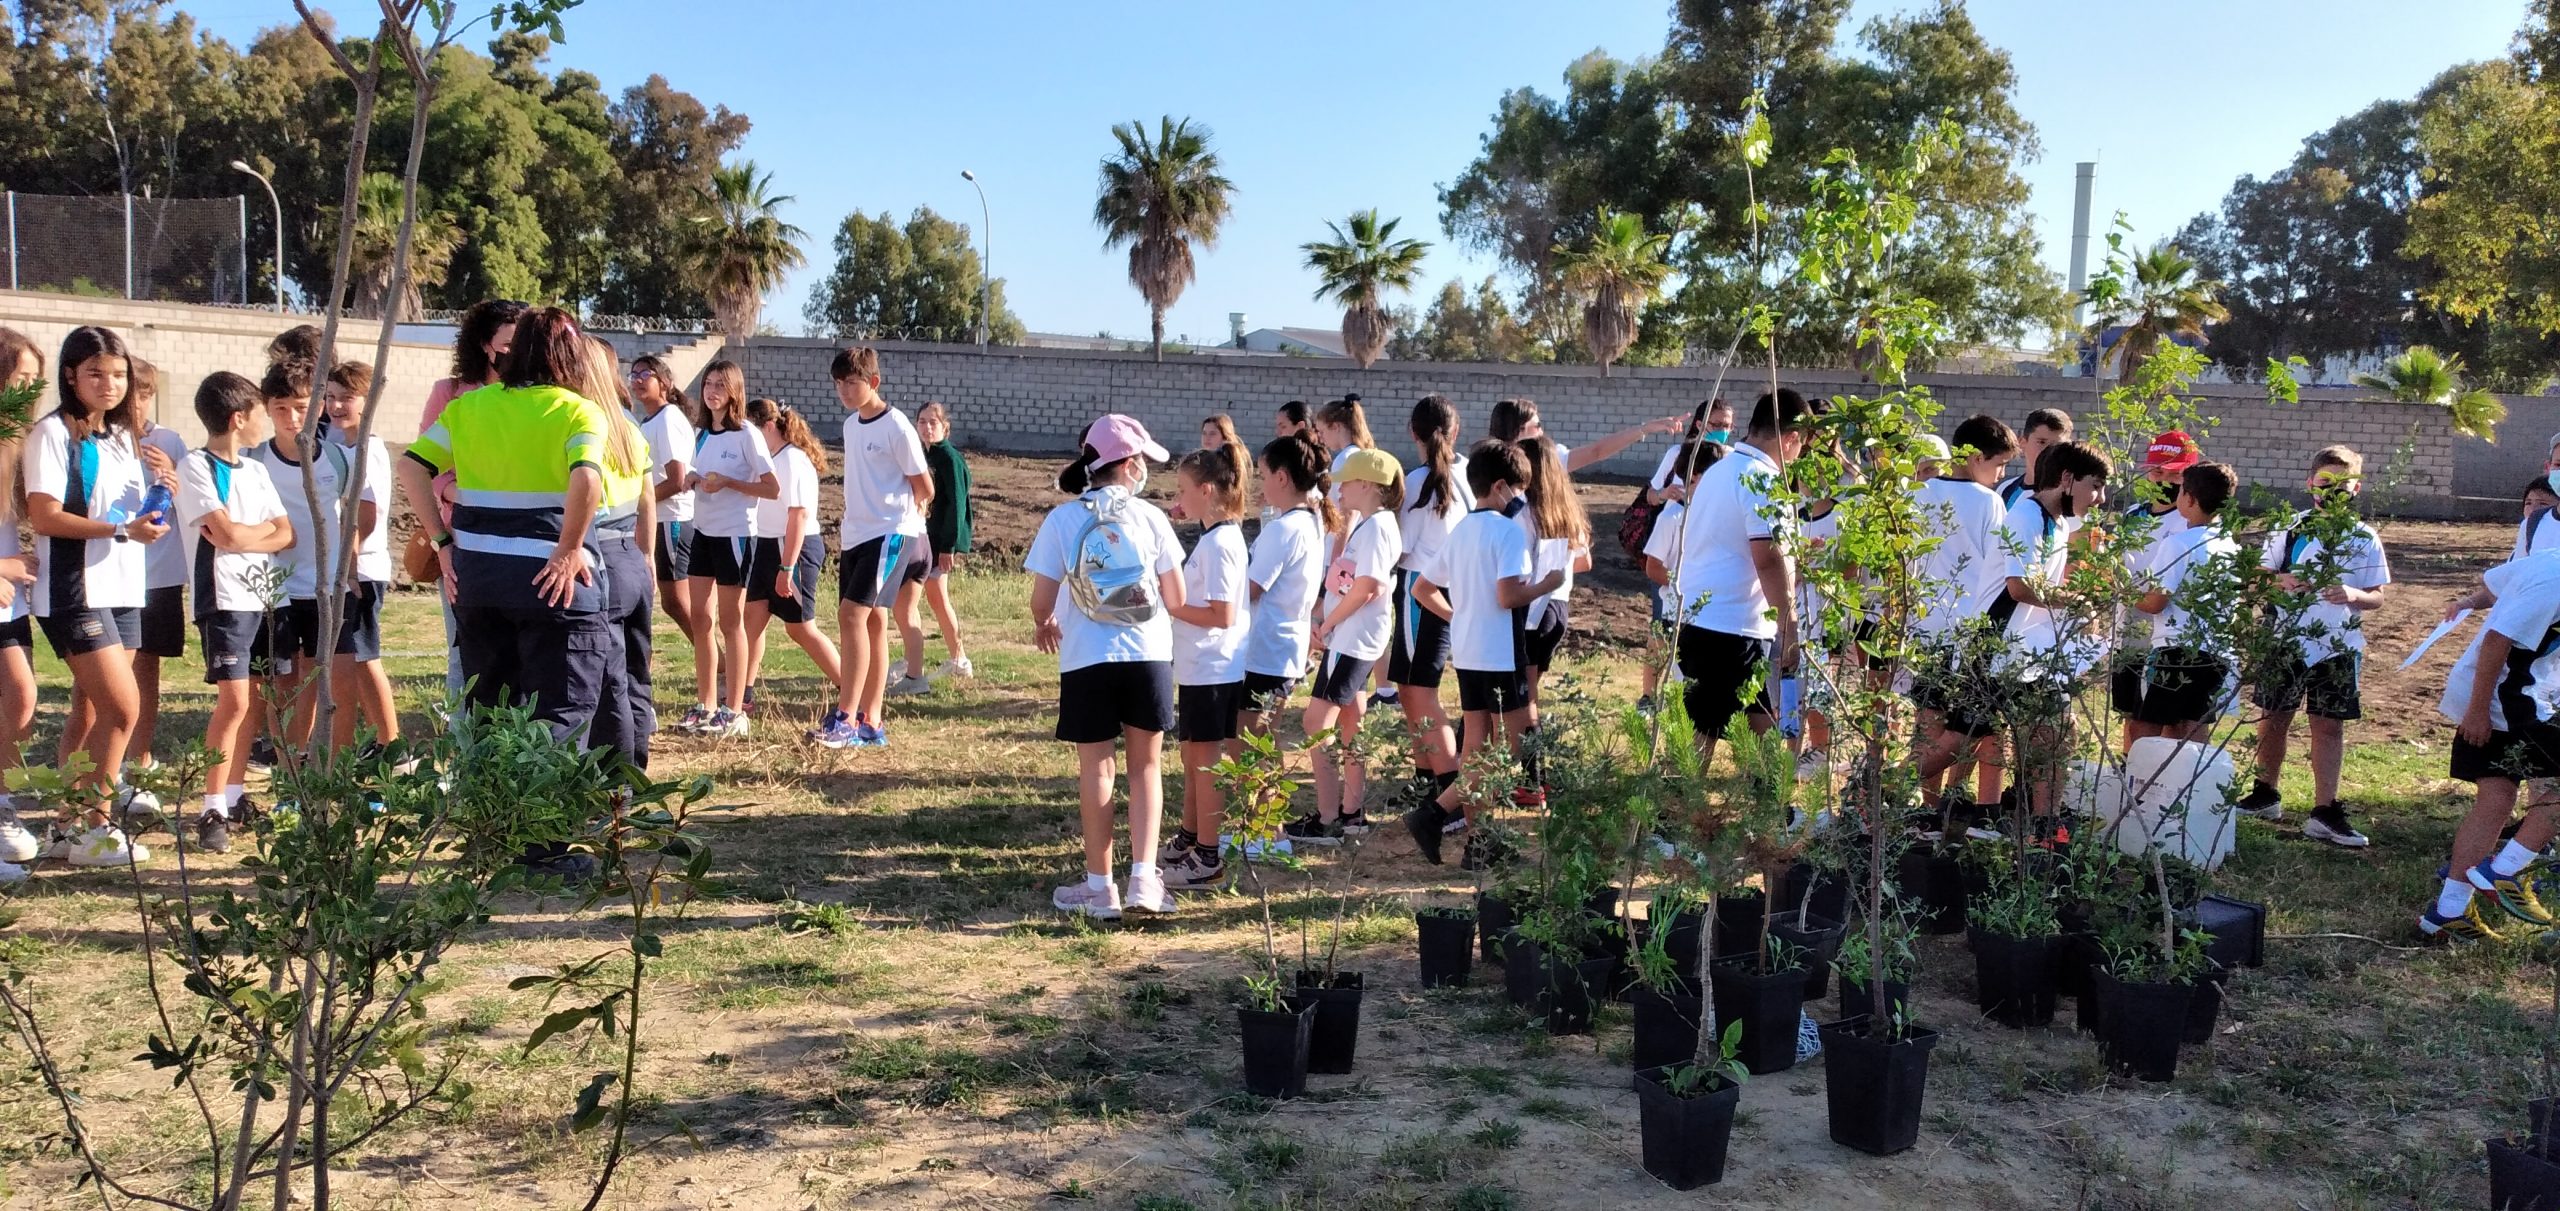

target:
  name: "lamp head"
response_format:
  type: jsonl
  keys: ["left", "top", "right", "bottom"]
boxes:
{"left": 230, "top": 160, "right": 253, "bottom": 174}
{"left": 960, "top": 169, "right": 977, "bottom": 182}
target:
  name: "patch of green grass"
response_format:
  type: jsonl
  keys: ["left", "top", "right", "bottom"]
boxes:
{"left": 1449, "top": 1185, "right": 1516, "bottom": 1211}
{"left": 1466, "top": 1119, "right": 1522, "bottom": 1150}
{"left": 1515, "top": 1095, "right": 1586, "bottom": 1125}
{"left": 1242, "top": 1131, "right": 1303, "bottom": 1177}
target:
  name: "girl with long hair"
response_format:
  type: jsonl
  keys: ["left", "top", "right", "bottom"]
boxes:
{"left": 0, "top": 328, "right": 46, "bottom": 871}
{"left": 1240, "top": 434, "right": 1334, "bottom": 738}
{"left": 577, "top": 336, "right": 659, "bottom": 766}
{"left": 678, "top": 360, "right": 777, "bottom": 738}
{"left": 1387, "top": 395, "right": 1470, "bottom": 811}
{"left": 1289, "top": 446, "right": 1403, "bottom": 844}
{"left": 630, "top": 351, "right": 701, "bottom": 647}
{"left": 888, "top": 401, "right": 972, "bottom": 690}
{"left": 1514, "top": 436, "right": 1592, "bottom": 708}
{"left": 1158, "top": 442, "right": 1250, "bottom": 889}
{"left": 25, "top": 326, "right": 163, "bottom": 865}
{"left": 1200, "top": 413, "right": 1242, "bottom": 454}
{"left": 1025, "top": 415, "right": 1188, "bottom": 919}
{"left": 129, "top": 356, "right": 187, "bottom": 789}
{"left": 1274, "top": 400, "right": 1313, "bottom": 441}
{"left": 1486, "top": 396, "right": 1685, "bottom": 475}
{"left": 742, "top": 397, "right": 844, "bottom": 720}
{"left": 422, "top": 299, "right": 526, "bottom": 694}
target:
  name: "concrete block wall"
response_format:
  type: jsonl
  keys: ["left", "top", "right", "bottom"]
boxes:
{"left": 722, "top": 339, "right": 2470, "bottom": 516}
{"left": 0, "top": 289, "right": 452, "bottom": 446}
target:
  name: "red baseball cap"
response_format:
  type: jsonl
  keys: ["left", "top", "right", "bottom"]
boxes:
{"left": 2143, "top": 431, "right": 2200, "bottom": 472}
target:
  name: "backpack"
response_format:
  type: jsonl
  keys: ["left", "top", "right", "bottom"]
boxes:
{"left": 1064, "top": 490, "right": 1160, "bottom": 626}
{"left": 1616, "top": 485, "right": 1657, "bottom": 565}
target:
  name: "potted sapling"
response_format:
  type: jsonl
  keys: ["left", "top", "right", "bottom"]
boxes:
{"left": 1709, "top": 712, "right": 1815, "bottom": 1075}
{"left": 1414, "top": 902, "right": 1475, "bottom": 988}
{"left": 1288, "top": 709, "right": 1406, "bottom": 1073}
{"left": 1634, "top": 1018, "right": 1750, "bottom": 1191}
{"left": 2090, "top": 918, "right": 2209, "bottom": 1084}
{"left": 1627, "top": 891, "right": 1705, "bottom": 1076}
{"left": 1965, "top": 850, "right": 2063, "bottom": 1028}
{"left": 1211, "top": 730, "right": 1316, "bottom": 1098}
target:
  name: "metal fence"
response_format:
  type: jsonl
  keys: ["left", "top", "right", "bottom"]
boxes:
{"left": 3, "top": 192, "right": 252, "bottom": 303}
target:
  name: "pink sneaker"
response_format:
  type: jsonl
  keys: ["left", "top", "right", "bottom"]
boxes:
{"left": 1124, "top": 871, "right": 1175, "bottom": 916}
{"left": 1053, "top": 880, "right": 1123, "bottom": 921}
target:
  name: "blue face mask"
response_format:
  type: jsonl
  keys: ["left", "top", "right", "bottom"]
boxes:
{"left": 1703, "top": 428, "right": 1731, "bottom": 445}
{"left": 2546, "top": 468, "right": 2560, "bottom": 497}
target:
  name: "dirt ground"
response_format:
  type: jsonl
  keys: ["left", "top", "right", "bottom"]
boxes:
{"left": 2, "top": 453, "right": 2535, "bottom": 1211}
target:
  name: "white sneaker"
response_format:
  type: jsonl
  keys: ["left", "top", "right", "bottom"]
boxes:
{"left": 1124, "top": 872, "right": 1175, "bottom": 915}
{"left": 885, "top": 674, "right": 932, "bottom": 698}
{"left": 706, "top": 708, "right": 750, "bottom": 739}
{"left": 936, "top": 657, "right": 975, "bottom": 680}
{"left": 116, "top": 785, "right": 163, "bottom": 832}
{"left": 1053, "top": 880, "right": 1123, "bottom": 920}
{"left": 0, "top": 807, "right": 37, "bottom": 865}
{"left": 67, "top": 825, "right": 148, "bottom": 867}
{"left": 0, "top": 859, "right": 24, "bottom": 885}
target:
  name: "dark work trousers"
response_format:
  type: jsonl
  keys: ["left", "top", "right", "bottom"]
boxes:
{"left": 589, "top": 531, "right": 656, "bottom": 770}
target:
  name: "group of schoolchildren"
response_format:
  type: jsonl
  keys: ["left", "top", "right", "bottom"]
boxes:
{"left": 632, "top": 344, "right": 977, "bottom": 751}
{"left": 0, "top": 323, "right": 405, "bottom": 880}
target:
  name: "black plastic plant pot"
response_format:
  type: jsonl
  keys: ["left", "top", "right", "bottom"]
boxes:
{"left": 1634, "top": 1064, "right": 1742, "bottom": 1190}
{"left": 2191, "top": 893, "right": 2267, "bottom": 969}
{"left": 1712, "top": 889, "right": 1769, "bottom": 956}
{"left": 1416, "top": 912, "right": 1475, "bottom": 989}
{"left": 1896, "top": 849, "right": 1967, "bottom": 935}
{"left": 1477, "top": 892, "right": 1521, "bottom": 963}
{"left": 1770, "top": 910, "right": 1846, "bottom": 1002}
{"left": 1237, "top": 1002, "right": 1316, "bottom": 1099}
{"left": 1656, "top": 906, "right": 1706, "bottom": 982}
{"left": 1585, "top": 885, "right": 1625, "bottom": 921}
{"left": 2179, "top": 964, "right": 2231, "bottom": 1045}
{"left": 1628, "top": 980, "right": 1704, "bottom": 1076}
{"left": 2053, "top": 931, "right": 2100, "bottom": 1004}
{"left": 2534, "top": 1097, "right": 2560, "bottom": 1158}
{"left": 1839, "top": 972, "right": 1912, "bottom": 1025}
{"left": 2091, "top": 970, "right": 2193, "bottom": 1083}
{"left": 1967, "top": 927, "right": 2058, "bottom": 1029}
{"left": 1593, "top": 921, "right": 1636, "bottom": 1003}
{"left": 1819, "top": 1019, "right": 1942, "bottom": 1157}
{"left": 1711, "top": 958, "right": 1809, "bottom": 1075}
{"left": 1289, "top": 971, "right": 1364, "bottom": 1076}
{"left": 2488, "top": 1137, "right": 2560, "bottom": 1210}
{"left": 1783, "top": 860, "right": 1852, "bottom": 924}
{"left": 1537, "top": 955, "right": 1616, "bottom": 1035}
{"left": 1502, "top": 931, "right": 1540, "bottom": 1008}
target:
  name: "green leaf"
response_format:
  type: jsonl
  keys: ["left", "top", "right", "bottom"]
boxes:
{"left": 634, "top": 934, "right": 663, "bottom": 958}
{"left": 525, "top": 1004, "right": 595, "bottom": 1052}
{"left": 570, "top": 1070, "right": 616, "bottom": 1132}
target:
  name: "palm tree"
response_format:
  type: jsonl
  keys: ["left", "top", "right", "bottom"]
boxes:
{"left": 2353, "top": 345, "right": 2508, "bottom": 442}
{"left": 1551, "top": 208, "right": 1672, "bottom": 376}
{"left": 1303, "top": 210, "right": 1430, "bottom": 368}
{"left": 341, "top": 172, "right": 459, "bottom": 320}
{"left": 1094, "top": 116, "right": 1235, "bottom": 361}
{"left": 695, "top": 161, "right": 808, "bottom": 342}
{"left": 2096, "top": 242, "right": 2228, "bottom": 379}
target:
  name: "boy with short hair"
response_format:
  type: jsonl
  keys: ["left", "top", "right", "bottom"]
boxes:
{"left": 1996, "top": 408, "right": 2075, "bottom": 507}
{"left": 1671, "top": 388, "right": 1816, "bottom": 767}
{"left": 1911, "top": 415, "right": 2019, "bottom": 814}
{"left": 2111, "top": 432, "right": 2200, "bottom": 745}
{"left": 2238, "top": 446, "right": 2391, "bottom": 848}
{"left": 822, "top": 346, "right": 933, "bottom": 749}
{"left": 177, "top": 371, "right": 295, "bottom": 854}
{"left": 317, "top": 361, "right": 401, "bottom": 757}
{"left": 2520, "top": 431, "right": 2560, "bottom": 557}
{"left": 2422, "top": 549, "right": 2560, "bottom": 940}
{"left": 2129, "top": 461, "right": 2241, "bottom": 743}
{"left": 1402, "top": 440, "right": 1562, "bottom": 868}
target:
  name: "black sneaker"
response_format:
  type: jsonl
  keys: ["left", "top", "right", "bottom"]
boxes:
{"left": 247, "top": 737, "right": 279, "bottom": 772}
{"left": 1337, "top": 810, "right": 1372, "bottom": 838}
{"left": 188, "top": 810, "right": 231, "bottom": 855}
{"left": 1283, "top": 812, "right": 1343, "bottom": 846}
{"left": 2236, "top": 781, "right": 2284, "bottom": 821}
{"left": 230, "top": 795, "right": 264, "bottom": 824}
{"left": 1404, "top": 802, "right": 1449, "bottom": 865}
{"left": 2304, "top": 804, "right": 2371, "bottom": 850}
{"left": 519, "top": 851, "right": 602, "bottom": 884}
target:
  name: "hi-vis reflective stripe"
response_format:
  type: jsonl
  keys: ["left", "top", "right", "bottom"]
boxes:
{"left": 457, "top": 487, "right": 574, "bottom": 509}
{"left": 453, "top": 532, "right": 557, "bottom": 558}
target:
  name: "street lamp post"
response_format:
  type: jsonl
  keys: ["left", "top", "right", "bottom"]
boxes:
{"left": 960, "top": 169, "right": 990, "bottom": 347}
{"left": 230, "top": 160, "right": 284, "bottom": 312}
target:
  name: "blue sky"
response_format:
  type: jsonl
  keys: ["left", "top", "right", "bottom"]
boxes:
{"left": 188, "top": 0, "right": 2526, "bottom": 343}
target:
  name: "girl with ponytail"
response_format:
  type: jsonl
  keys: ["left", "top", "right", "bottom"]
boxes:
{"left": 741, "top": 397, "right": 844, "bottom": 728}
{"left": 1387, "top": 395, "right": 1471, "bottom": 807}
{"left": 1239, "top": 434, "right": 1329, "bottom": 737}
{"left": 1514, "top": 436, "right": 1592, "bottom": 705}
{"left": 1158, "top": 440, "right": 1251, "bottom": 889}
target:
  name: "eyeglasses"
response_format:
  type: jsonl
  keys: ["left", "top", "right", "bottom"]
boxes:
{"left": 627, "top": 368, "right": 656, "bottom": 381}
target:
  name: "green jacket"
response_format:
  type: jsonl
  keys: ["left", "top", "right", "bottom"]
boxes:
{"left": 925, "top": 439, "right": 972, "bottom": 555}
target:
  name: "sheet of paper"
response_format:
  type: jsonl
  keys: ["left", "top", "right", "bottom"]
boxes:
{"left": 2402, "top": 610, "right": 2472, "bottom": 670}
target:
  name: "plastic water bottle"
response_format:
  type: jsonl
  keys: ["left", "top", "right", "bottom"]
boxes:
{"left": 1778, "top": 675, "right": 1803, "bottom": 739}
{"left": 140, "top": 482, "right": 174, "bottom": 525}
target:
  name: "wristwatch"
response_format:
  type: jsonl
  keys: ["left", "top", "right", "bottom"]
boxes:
{"left": 111, "top": 522, "right": 130, "bottom": 543}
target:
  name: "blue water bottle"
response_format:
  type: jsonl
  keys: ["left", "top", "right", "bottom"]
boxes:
{"left": 141, "top": 482, "right": 175, "bottom": 525}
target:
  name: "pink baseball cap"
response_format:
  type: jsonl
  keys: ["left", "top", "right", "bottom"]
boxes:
{"left": 1086, "top": 413, "right": 1171, "bottom": 465}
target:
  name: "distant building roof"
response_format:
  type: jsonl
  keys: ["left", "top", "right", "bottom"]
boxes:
{"left": 1239, "top": 326, "right": 1348, "bottom": 358}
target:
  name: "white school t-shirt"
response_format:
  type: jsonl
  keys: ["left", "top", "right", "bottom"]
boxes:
{"left": 1913, "top": 476, "right": 2012, "bottom": 640}
{"left": 0, "top": 524, "right": 22, "bottom": 625}
{"left": 2145, "top": 522, "right": 2241, "bottom": 656}
{"left": 1244, "top": 506, "right": 1324, "bottom": 679}
{"left": 2442, "top": 552, "right": 2560, "bottom": 730}
{"left": 1675, "top": 441, "right": 1788, "bottom": 638}
{"left": 839, "top": 406, "right": 930, "bottom": 549}
{"left": 641, "top": 403, "right": 697, "bottom": 524}
{"left": 330, "top": 434, "right": 394, "bottom": 585}
{"left": 139, "top": 423, "right": 189, "bottom": 591}
{"left": 1174, "top": 520, "right": 1250, "bottom": 685}
{"left": 176, "top": 449, "right": 290, "bottom": 614}
{"left": 1511, "top": 508, "right": 1577, "bottom": 626}
{"left": 690, "top": 425, "right": 776, "bottom": 539}
{"left": 250, "top": 438, "right": 359, "bottom": 601}
{"left": 1988, "top": 495, "right": 2084, "bottom": 677}
{"left": 1023, "top": 486, "right": 1183, "bottom": 672}
{"left": 1398, "top": 463, "right": 1474, "bottom": 573}
{"left": 755, "top": 445, "right": 820, "bottom": 540}
{"left": 1324, "top": 510, "right": 1401, "bottom": 661}
{"left": 1426, "top": 508, "right": 1533, "bottom": 672}
{"left": 26, "top": 415, "right": 150, "bottom": 614}
{"left": 2261, "top": 517, "right": 2391, "bottom": 664}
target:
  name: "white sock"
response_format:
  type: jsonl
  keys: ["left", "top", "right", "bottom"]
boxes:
{"left": 2436, "top": 877, "right": 2476, "bottom": 919}
{"left": 1085, "top": 872, "right": 1113, "bottom": 893}
{"left": 225, "top": 784, "right": 246, "bottom": 805}
{"left": 1129, "top": 860, "right": 1159, "bottom": 881}
{"left": 2493, "top": 840, "right": 2541, "bottom": 878}
{"left": 203, "top": 794, "right": 228, "bottom": 819}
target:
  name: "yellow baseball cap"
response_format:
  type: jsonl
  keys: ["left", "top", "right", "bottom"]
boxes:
{"left": 1337, "top": 447, "right": 1404, "bottom": 489}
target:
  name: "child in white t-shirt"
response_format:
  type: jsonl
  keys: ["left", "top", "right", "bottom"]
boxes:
{"left": 1513, "top": 437, "right": 1591, "bottom": 710}
{"left": 178, "top": 371, "right": 293, "bottom": 856}
{"left": 741, "top": 399, "right": 844, "bottom": 718}
{"left": 2130, "top": 462, "right": 2242, "bottom": 744}
{"left": 1407, "top": 440, "right": 1562, "bottom": 868}
{"left": 678, "top": 361, "right": 778, "bottom": 739}
{"left": 1024, "top": 415, "right": 1187, "bottom": 921}
{"left": 1242, "top": 435, "right": 1331, "bottom": 726}
{"left": 317, "top": 361, "right": 402, "bottom": 755}
{"left": 1160, "top": 444, "right": 1252, "bottom": 890}
{"left": 1290, "top": 447, "right": 1403, "bottom": 844}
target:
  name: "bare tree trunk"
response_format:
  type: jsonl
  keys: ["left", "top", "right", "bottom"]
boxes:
{"left": 1151, "top": 306, "right": 1166, "bottom": 362}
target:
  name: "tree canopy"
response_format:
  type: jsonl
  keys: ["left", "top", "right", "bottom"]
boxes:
{"left": 805, "top": 205, "right": 1023, "bottom": 344}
